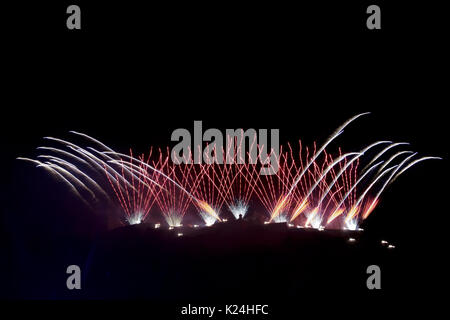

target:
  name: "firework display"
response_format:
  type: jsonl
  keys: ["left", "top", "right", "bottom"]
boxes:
{"left": 18, "top": 113, "right": 441, "bottom": 231}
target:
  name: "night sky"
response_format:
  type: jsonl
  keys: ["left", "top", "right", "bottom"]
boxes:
{"left": 1, "top": 1, "right": 447, "bottom": 317}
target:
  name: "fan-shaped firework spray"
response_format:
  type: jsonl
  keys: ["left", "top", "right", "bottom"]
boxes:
{"left": 17, "top": 112, "right": 441, "bottom": 231}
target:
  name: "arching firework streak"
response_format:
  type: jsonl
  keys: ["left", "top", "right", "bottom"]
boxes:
{"left": 36, "top": 155, "right": 110, "bottom": 200}
{"left": 312, "top": 141, "right": 391, "bottom": 219}
{"left": 37, "top": 147, "right": 91, "bottom": 166}
{"left": 362, "top": 154, "right": 441, "bottom": 219}
{"left": 107, "top": 150, "right": 223, "bottom": 225}
{"left": 326, "top": 160, "right": 384, "bottom": 225}
{"left": 283, "top": 143, "right": 346, "bottom": 226}
{"left": 360, "top": 142, "right": 410, "bottom": 174}
{"left": 286, "top": 152, "right": 362, "bottom": 223}
{"left": 270, "top": 112, "right": 371, "bottom": 222}
{"left": 17, "top": 125, "right": 441, "bottom": 230}
{"left": 43, "top": 162, "right": 96, "bottom": 199}
{"left": 69, "top": 131, "right": 116, "bottom": 153}
{"left": 343, "top": 165, "right": 399, "bottom": 227}
{"left": 106, "top": 152, "right": 191, "bottom": 196}
{"left": 388, "top": 156, "right": 442, "bottom": 186}
{"left": 21, "top": 134, "right": 167, "bottom": 225}
{"left": 375, "top": 150, "right": 414, "bottom": 176}
{"left": 16, "top": 157, "right": 93, "bottom": 209}
{"left": 42, "top": 137, "right": 141, "bottom": 191}
{"left": 19, "top": 137, "right": 131, "bottom": 207}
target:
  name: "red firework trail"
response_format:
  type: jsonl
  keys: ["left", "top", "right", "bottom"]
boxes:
{"left": 19, "top": 114, "right": 442, "bottom": 231}
{"left": 211, "top": 134, "right": 260, "bottom": 219}
{"left": 187, "top": 144, "right": 227, "bottom": 224}
{"left": 247, "top": 141, "right": 359, "bottom": 228}
{"left": 104, "top": 148, "right": 161, "bottom": 225}
{"left": 248, "top": 145, "right": 291, "bottom": 222}
{"left": 152, "top": 147, "right": 196, "bottom": 227}
{"left": 102, "top": 139, "right": 372, "bottom": 230}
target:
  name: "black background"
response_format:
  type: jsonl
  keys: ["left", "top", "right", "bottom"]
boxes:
{"left": 1, "top": 0, "right": 448, "bottom": 318}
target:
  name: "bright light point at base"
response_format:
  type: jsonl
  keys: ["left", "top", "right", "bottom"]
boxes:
{"left": 23, "top": 119, "right": 441, "bottom": 236}
{"left": 154, "top": 223, "right": 160, "bottom": 229}
{"left": 304, "top": 208, "right": 321, "bottom": 228}
{"left": 197, "top": 201, "right": 221, "bottom": 223}
{"left": 288, "top": 223, "right": 294, "bottom": 228}
{"left": 200, "top": 211, "right": 218, "bottom": 226}
{"left": 229, "top": 200, "right": 249, "bottom": 219}
{"left": 164, "top": 212, "right": 183, "bottom": 228}
{"left": 348, "top": 238, "right": 356, "bottom": 242}
{"left": 388, "top": 244, "right": 395, "bottom": 249}
{"left": 345, "top": 218, "right": 358, "bottom": 231}
{"left": 127, "top": 212, "right": 144, "bottom": 225}
{"left": 381, "top": 240, "right": 388, "bottom": 245}
{"left": 177, "top": 233, "right": 183, "bottom": 237}
{"left": 272, "top": 212, "right": 289, "bottom": 223}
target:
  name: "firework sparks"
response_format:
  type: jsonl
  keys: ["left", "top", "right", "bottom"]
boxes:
{"left": 17, "top": 112, "right": 441, "bottom": 231}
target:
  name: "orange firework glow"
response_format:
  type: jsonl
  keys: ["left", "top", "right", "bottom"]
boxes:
{"left": 345, "top": 206, "right": 360, "bottom": 223}
{"left": 305, "top": 207, "right": 319, "bottom": 227}
{"left": 362, "top": 199, "right": 379, "bottom": 219}
{"left": 19, "top": 112, "right": 440, "bottom": 230}
{"left": 269, "top": 195, "right": 290, "bottom": 222}
{"left": 327, "top": 207, "right": 345, "bottom": 224}
{"left": 290, "top": 199, "right": 308, "bottom": 222}
{"left": 197, "top": 200, "right": 222, "bottom": 222}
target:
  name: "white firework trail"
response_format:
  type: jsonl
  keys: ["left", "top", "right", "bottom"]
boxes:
{"left": 43, "top": 137, "right": 132, "bottom": 190}
{"left": 37, "top": 155, "right": 110, "bottom": 200}
{"left": 388, "top": 156, "right": 443, "bottom": 185}
{"left": 268, "top": 113, "right": 370, "bottom": 223}
{"left": 69, "top": 131, "right": 116, "bottom": 153}
{"left": 107, "top": 158, "right": 164, "bottom": 191}
{"left": 44, "top": 162, "right": 96, "bottom": 200}
{"left": 375, "top": 150, "right": 414, "bottom": 175}
{"left": 64, "top": 145, "right": 143, "bottom": 192}
{"left": 326, "top": 161, "right": 384, "bottom": 224}
{"left": 106, "top": 152, "right": 197, "bottom": 202}
{"left": 341, "top": 164, "right": 400, "bottom": 227}
{"left": 20, "top": 134, "right": 162, "bottom": 212}
{"left": 85, "top": 147, "right": 153, "bottom": 190}
{"left": 71, "top": 147, "right": 130, "bottom": 181}
{"left": 361, "top": 153, "right": 418, "bottom": 219}
{"left": 353, "top": 165, "right": 399, "bottom": 210}
{"left": 360, "top": 142, "right": 410, "bottom": 174}
{"left": 37, "top": 147, "right": 91, "bottom": 166}
{"left": 316, "top": 141, "right": 391, "bottom": 209}
{"left": 286, "top": 112, "right": 371, "bottom": 198}
{"left": 289, "top": 152, "right": 362, "bottom": 222}
{"left": 17, "top": 157, "right": 92, "bottom": 208}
